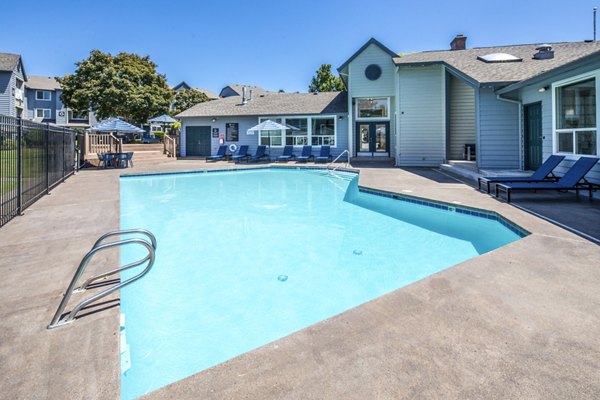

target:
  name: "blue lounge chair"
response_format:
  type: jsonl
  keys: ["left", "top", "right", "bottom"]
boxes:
{"left": 206, "top": 145, "right": 227, "bottom": 162}
{"left": 495, "top": 156, "right": 599, "bottom": 202}
{"left": 315, "top": 146, "right": 332, "bottom": 163}
{"left": 247, "top": 145, "right": 268, "bottom": 163}
{"left": 296, "top": 145, "right": 313, "bottom": 163}
{"left": 231, "top": 145, "right": 249, "bottom": 162}
{"left": 478, "top": 155, "right": 565, "bottom": 193}
{"left": 277, "top": 145, "right": 295, "bottom": 162}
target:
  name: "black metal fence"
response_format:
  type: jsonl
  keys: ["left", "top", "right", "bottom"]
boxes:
{"left": 0, "top": 115, "right": 77, "bottom": 228}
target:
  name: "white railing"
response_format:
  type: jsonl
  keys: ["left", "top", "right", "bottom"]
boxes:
{"left": 84, "top": 132, "right": 122, "bottom": 158}
{"left": 327, "top": 149, "right": 350, "bottom": 174}
{"left": 164, "top": 135, "right": 176, "bottom": 157}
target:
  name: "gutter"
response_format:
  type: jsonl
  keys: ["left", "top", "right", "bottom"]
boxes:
{"left": 496, "top": 94, "right": 523, "bottom": 170}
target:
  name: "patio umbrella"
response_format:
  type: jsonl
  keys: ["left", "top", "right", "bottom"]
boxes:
{"left": 247, "top": 120, "right": 299, "bottom": 156}
{"left": 90, "top": 117, "right": 144, "bottom": 133}
{"left": 148, "top": 114, "right": 177, "bottom": 135}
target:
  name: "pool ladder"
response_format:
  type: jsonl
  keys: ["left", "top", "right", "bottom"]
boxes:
{"left": 48, "top": 229, "right": 157, "bottom": 329}
{"left": 327, "top": 149, "right": 350, "bottom": 174}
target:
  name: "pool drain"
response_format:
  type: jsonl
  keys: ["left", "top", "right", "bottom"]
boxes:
{"left": 278, "top": 275, "right": 288, "bottom": 282}
{"left": 353, "top": 249, "right": 363, "bottom": 255}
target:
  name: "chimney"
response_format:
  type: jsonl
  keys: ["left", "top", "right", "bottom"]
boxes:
{"left": 242, "top": 86, "right": 247, "bottom": 105}
{"left": 450, "top": 34, "right": 467, "bottom": 50}
{"left": 249, "top": 88, "right": 254, "bottom": 102}
{"left": 533, "top": 44, "right": 554, "bottom": 60}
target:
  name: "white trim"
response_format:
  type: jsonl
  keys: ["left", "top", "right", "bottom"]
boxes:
{"left": 257, "top": 115, "right": 338, "bottom": 148}
{"left": 35, "top": 108, "right": 51, "bottom": 119}
{"left": 355, "top": 97, "right": 391, "bottom": 121}
{"left": 35, "top": 90, "right": 52, "bottom": 101}
{"left": 551, "top": 69, "right": 599, "bottom": 157}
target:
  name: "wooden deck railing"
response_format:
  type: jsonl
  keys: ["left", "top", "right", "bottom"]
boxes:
{"left": 83, "top": 132, "right": 122, "bottom": 159}
{"left": 164, "top": 135, "right": 176, "bottom": 157}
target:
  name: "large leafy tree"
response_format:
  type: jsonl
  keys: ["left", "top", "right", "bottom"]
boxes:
{"left": 171, "top": 88, "right": 210, "bottom": 116}
{"left": 308, "top": 64, "right": 345, "bottom": 93}
{"left": 59, "top": 50, "right": 173, "bottom": 125}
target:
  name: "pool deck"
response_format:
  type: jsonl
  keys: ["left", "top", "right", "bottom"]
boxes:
{"left": 0, "top": 159, "right": 599, "bottom": 399}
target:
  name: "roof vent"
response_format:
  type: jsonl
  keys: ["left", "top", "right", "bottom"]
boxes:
{"left": 533, "top": 44, "right": 554, "bottom": 60}
{"left": 477, "top": 53, "right": 523, "bottom": 63}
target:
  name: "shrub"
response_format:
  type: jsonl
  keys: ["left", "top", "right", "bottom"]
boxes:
{"left": 1, "top": 138, "right": 18, "bottom": 150}
{"left": 153, "top": 131, "right": 165, "bottom": 140}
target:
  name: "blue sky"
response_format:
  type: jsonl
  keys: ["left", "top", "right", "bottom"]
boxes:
{"left": 1, "top": 0, "right": 598, "bottom": 93}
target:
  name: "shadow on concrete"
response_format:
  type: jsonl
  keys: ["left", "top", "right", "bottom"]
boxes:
{"left": 400, "top": 167, "right": 464, "bottom": 184}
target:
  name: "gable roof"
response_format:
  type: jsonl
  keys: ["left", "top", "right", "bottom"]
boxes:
{"left": 0, "top": 52, "right": 21, "bottom": 72}
{"left": 176, "top": 91, "right": 347, "bottom": 118}
{"left": 172, "top": 81, "right": 218, "bottom": 99}
{"left": 337, "top": 38, "right": 398, "bottom": 72}
{"left": 394, "top": 41, "right": 600, "bottom": 86}
{"left": 219, "top": 84, "right": 269, "bottom": 98}
{"left": 26, "top": 75, "right": 61, "bottom": 90}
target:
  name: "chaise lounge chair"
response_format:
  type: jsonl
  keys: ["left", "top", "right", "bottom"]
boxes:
{"left": 315, "top": 146, "right": 332, "bottom": 163}
{"left": 277, "top": 145, "right": 295, "bottom": 162}
{"left": 206, "top": 145, "right": 227, "bottom": 162}
{"left": 231, "top": 145, "right": 249, "bottom": 163}
{"left": 495, "top": 156, "right": 599, "bottom": 203}
{"left": 246, "top": 145, "right": 268, "bottom": 163}
{"left": 296, "top": 145, "right": 313, "bottom": 163}
{"left": 478, "top": 155, "right": 565, "bottom": 193}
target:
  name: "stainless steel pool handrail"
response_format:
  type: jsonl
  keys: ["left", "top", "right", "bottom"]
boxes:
{"left": 327, "top": 149, "right": 350, "bottom": 174}
{"left": 47, "top": 229, "right": 156, "bottom": 329}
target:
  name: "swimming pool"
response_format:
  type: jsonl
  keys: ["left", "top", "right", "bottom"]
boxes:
{"left": 119, "top": 168, "right": 525, "bottom": 399}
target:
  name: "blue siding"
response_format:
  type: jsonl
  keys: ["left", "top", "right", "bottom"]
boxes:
{"left": 181, "top": 114, "right": 348, "bottom": 158}
{"left": 0, "top": 72, "right": 11, "bottom": 116}
{"left": 478, "top": 88, "right": 520, "bottom": 169}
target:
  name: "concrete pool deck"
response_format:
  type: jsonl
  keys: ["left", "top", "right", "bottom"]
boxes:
{"left": 0, "top": 159, "right": 599, "bottom": 399}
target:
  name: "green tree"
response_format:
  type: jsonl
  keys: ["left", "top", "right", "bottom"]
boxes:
{"left": 171, "top": 88, "right": 210, "bottom": 116}
{"left": 308, "top": 64, "right": 345, "bottom": 93}
{"left": 59, "top": 50, "right": 173, "bottom": 125}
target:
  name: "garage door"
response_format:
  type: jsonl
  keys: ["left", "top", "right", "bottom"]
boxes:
{"left": 186, "top": 126, "right": 211, "bottom": 156}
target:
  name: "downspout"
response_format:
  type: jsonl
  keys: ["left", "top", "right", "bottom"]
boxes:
{"left": 496, "top": 93, "right": 523, "bottom": 170}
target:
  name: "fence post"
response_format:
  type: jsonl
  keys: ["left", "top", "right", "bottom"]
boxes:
{"left": 46, "top": 123, "right": 50, "bottom": 194}
{"left": 62, "top": 127, "right": 66, "bottom": 183}
{"left": 16, "top": 117, "right": 23, "bottom": 215}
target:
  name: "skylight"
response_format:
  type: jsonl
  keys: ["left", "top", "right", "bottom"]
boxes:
{"left": 477, "top": 53, "right": 523, "bottom": 63}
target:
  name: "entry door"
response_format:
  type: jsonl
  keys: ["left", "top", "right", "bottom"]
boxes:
{"left": 524, "top": 103, "right": 543, "bottom": 170}
{"left": 356, "top": 122, "right": 389, "bottom": 155}
{"left": 186, "top": 126, "right": 211, "bottom": 156}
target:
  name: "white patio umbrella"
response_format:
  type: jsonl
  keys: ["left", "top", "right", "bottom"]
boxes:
{"left": 247, "top": 120, "right": 299, "bottom": 156}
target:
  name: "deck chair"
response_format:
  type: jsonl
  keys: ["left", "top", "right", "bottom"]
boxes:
{"left": 495, "top": 156, "right": 599, "bottom": 203}
{"left": 277, "top": 145, "right": 295, "bottom": 162}
{"left": 231, "top": 145, "right": 249, "bottom": 162}
{"left": 206, "top": 145, "right": 227, "bottom": 162}
{"left": 315, "top": 146, "right": 332, "bottom": 163}
{"left": 478, "top": 155, "right": 565, "bottom": 193}
{"left": 296, "top": 145, "right": 313, "bottom": 163}
{"left": 246, "top": 145, "right": 268, "bottom": 163}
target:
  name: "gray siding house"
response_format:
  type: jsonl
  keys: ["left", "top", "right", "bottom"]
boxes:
{"left": 0, "top": 52, "right": 27, "bottom": 118}
{"left": 177, "top": 92, "right": 347, "bottom": 158}
{"left": 25, "top": 75, "right": 96, "bottom": 128}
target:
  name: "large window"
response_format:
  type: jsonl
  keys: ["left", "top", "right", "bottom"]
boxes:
{"left": 36, "top": 90, "right": 51, "bottom": 101}
{"left": 356, "top": 97, "right": 389, "bottom": 119}
{"left": 311, "top": 117, "right": 335, "bottom": 145}
{"left": 226, "top": 123, "right": 239, "bottom": 142}
{"left": 35, "top": 108, "right": 51, "bottom": 119}
{"left": 258, "top": 116, "right": 337, "bottom": 147}
{"left": 285, "top": 118, "right": 308, "bottom": 145}
{"left": 555, "top": 77, "right": 597, "bottom": 155}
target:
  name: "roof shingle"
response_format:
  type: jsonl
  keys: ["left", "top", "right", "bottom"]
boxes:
{"left": 176, "top": 91, "right": 347, "bottom": 118}
{"left": 26, "top": 75, "right": 62, "bottom": 90}
{"left": 394, "top": 41, "right": 600, "bottom": 84}
{"left": 0, "top": 52, "right": 21, "bottom": 72}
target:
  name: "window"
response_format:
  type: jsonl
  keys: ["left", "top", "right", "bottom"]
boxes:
{"left": 69, "top": 110, "right": 88, "bottom": 121}
{"left": 36, "top": 90, "right": 51, "bottom": 101}
{"left": 555, "top": 77, "right": 597, "bottom": 155}
{"left": 356, "top": 97, "right": 389, "bottom": 119}
{"left": 36, "top": 109, "right": 51, "bottom": 119}
{"left": 226, "top": 123, "right": 239, "bottom": 142}
{"left": 259, "top": 118, "right": 283, "bottom": 146}
{"left": 311, "top": 117, "right": 335, "bottom": 146}
{"left": 285, "top": 118, "right": 308, "bottom": 145}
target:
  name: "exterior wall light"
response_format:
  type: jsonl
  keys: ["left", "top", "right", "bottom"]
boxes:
{"left": 538, "top": 86, "right": 549, "bottom": 93}
{"left": 212, "top": 118, "right": 217, "bottom": 122}
{"left": 338, "top": 115, "right": 343, "bottom": 120}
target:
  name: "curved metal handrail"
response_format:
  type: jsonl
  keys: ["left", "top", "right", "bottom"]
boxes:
{"left": 75, "top": 229, "right": 157, "bottom": 291}
{"left": 48, "top": 235, "right": 155, "bottom": 329}
{"left": 327, "top": 149, "right": 350, "bottom": 174}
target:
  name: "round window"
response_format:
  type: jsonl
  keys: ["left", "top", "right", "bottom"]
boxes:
{"left": 365, "top": 64, "right": 382, "bottom": 81}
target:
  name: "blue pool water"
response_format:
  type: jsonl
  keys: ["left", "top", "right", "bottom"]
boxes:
{"left": 119, "top": 168, "right": 524, "bottom": 399}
